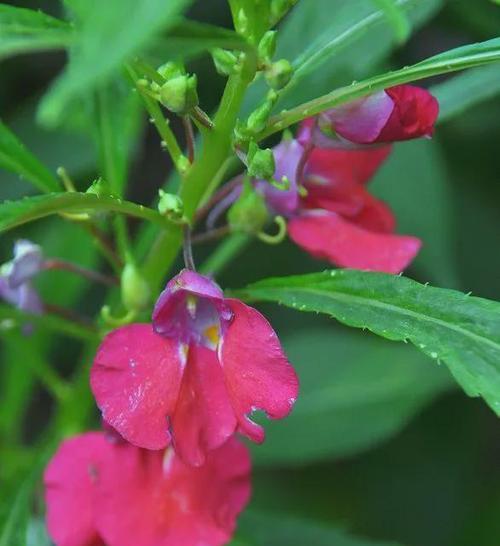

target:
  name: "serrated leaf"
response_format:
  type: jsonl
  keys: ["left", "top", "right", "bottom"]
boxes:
{"left": 263, "top": 37, "right": 500, "bottom": 137}
{"left": 431, "top": 64, "right": 500, "bottom": 123}
{"left": 236, "top": 270, "right": 500, "bottom": 416}
{"left": 0, "top": 5, "right": 73, "bottom": 59}
{"left": 0, "top": 192, "right": 167, "bottom": 233}
{"left": 38, "top": 0, "right": 194, "bottom": 126}
{"left": 0, "top": 120, "right": 61, "bottom": 193}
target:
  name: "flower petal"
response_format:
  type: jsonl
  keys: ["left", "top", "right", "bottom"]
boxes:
{"left": 44, "top": 432, "right": 107, "bottom": 546}
{"left": 171, "top": 344, "right": 237, "bottom": 467}
{"left": 219, "top": 299, "right": 298, "bottom": 443}
{"left": 288, "top": 211, "right": 421, "bottom": 273}
{"left": 90, "top": 324, "right": 183, "bottom": 450}
{"left": 95, "top": 439, "right": 251, "bottom": 546}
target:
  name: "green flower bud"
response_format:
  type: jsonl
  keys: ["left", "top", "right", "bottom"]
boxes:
{"left": 246, "top": 90, "right": 278, "bottom": 135}
{"left": 157, "top": 61, "right": 184, "bottom": 81}
{"left": 258, "top": 31, "right": 277, "bottom": 64}
{"left": 86, "top": 177, "right": 113, "bottom": 198}
{"left": 158, "top": 190, "right": 184, "bottom": 220}
{"left": 265, "top": 59, "right": 293, "bottom": 90}
{"left": 247, "top": 142, "right": 275, "bottom": 179}
{"left": 212, "top": 48, "right": 239, "bottom": 76}
{"left": 121, "top": 263, "right": 150, "bottom": 312}
{"left": 159, "top": 74, "right": 198, "bottom": 115}
{"left": 271, "top": 0, "right": 298, "bottom": 22}
{"left": 228, "top": 180, "right": 269, "bottom": 235}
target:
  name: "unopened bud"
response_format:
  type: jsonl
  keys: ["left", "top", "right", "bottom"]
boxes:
{"left": 157, "top": 62, "right": 184, "bottom": 81}
{"left": 228, "top": 181, "right": 269, "bottom": 235}
{"left": 212, "top": 48, "right": 239, "bottom": 76}
{"left": 265, "top": 59, "right": 293, "bottom": 90}
{"left": 159, "top": 74, "right": 198, "bottom": 115}
{"left": 246, "top": 90, "right": 278, "bottom": 135}
{"left": 247, "top": 142, "right": 275, "bottom": 179}
{"left": 86, "top": 177, "right": 112, "bottom": 198}
{"left": 121, "top": 263, "right": 150, "bottom": 312}
{"left": 158, "top": 190, "right": 184, "bottom": 220}
{"left": 258, "top": 31, "right": 277, "bottom": 64}
{"left": 271, "top": 0, "right": 298, "bottom": 22}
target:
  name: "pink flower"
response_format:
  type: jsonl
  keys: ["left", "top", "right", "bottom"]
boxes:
{"left": 91, "top": 270, "right": 299, "bottom": 466}
{"left": 44, "top": 432, "right": 251, "bottom": 546}
{"left": 298, "top": 85, "right": 439, "bottom": 146}
{"left": 255, "top": 139, "right": 421, "bottom": 273}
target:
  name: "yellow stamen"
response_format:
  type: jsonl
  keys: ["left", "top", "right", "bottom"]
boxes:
{"left": 204, "top": 324, "right": 220, "bottom": 346}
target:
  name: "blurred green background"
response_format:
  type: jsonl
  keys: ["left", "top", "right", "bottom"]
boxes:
{"left": 1, "top": 1, "right": 499, "bottom": 545}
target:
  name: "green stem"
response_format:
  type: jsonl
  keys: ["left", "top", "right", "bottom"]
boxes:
{"left": 199, "top": 232, "right": 251, "bottom": 277}
{"left": 142, "top": 52, "right": 257, "bottom": 293}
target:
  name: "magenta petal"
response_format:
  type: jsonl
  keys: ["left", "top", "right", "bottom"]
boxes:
{"left": 288, "top": 212, "right": 421, "bottom": 273}
{"left": 325, "top": 91, "right": 394, "bottom": 144}
{"left": 44, "top": 433, "right": 106, "bottom": 546}
{"left": 171, "top": 344, "right": 237, "bottom": 467}
{"left": 95, "top": 438, "right": 251, "bottom": 546}
{"left": 90, "top": 324, "right": 183, "bottom": 450}
{"left": 220, "top": 299, "right": 299, "bottom": 443}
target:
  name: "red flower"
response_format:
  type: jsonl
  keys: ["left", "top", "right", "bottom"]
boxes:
{"left": 288, "top": 145, "right": 421, "bottom": 273}
{"left": 44, "top": 432, "right": 251, "bottom": 546}
{"left": 299, "top": 85, "right": 439, "bottom": 146}
{"left": 90, "top": 270, "right": 299, "bottom": 466}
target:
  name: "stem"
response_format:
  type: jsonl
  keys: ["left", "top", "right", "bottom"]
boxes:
{"left": 82, "top": 223, "right": 123, "bottom": 272}
{"left": 195, "top": 175, "right": 242, "bottom": 222}
{"left": 199, "top": 232, "right": 251, "bottom": 277}
{"left": 182, "top": 225, "right": 196, "bottom": 271}
{"left": 182, "top": 116, "right": 195, "bottom": 163}
{"left": 127, "top": 65, "right": 186, "bottom": 174}
{"left": 142, "top": 52, "right": 257, "bottom": 293}
{"left": 43, "top": 259, "right": 119, "bottom": 287}
{"left": 192, "top": 225, "right": 230, "bottom": 244}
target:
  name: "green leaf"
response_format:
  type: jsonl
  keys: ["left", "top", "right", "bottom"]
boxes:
{"left": 0, "top": 120, "right": 61, "bottom": 193}
{"left": 0, "top": 5, "right": 73, "bottom": 59}
{"left": 262, "top": 37, "right": 500, "bottom": 138}
{"left": 251, "top": 326, "right": 452, "bottom": 465}
{"left": 0, "top": 192, "right": 168, "bottom": 233}
{"left": 431, "top": 64, "right": 500, "bottom": 123}
{"left": 236, "top": 270, "right": 500, "bottom": 416}
{"left": 232, "top": 511, "right": 402, "bottom": 546}
{"left": 38, "top": 0, "right": 194, "bottom": 126}
{"left": 371, "top": 0, "right": 410, "bottom": 43}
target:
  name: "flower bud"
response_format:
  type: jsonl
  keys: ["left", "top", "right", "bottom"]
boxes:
{"left": 121, "top": 263, "right": 150, "bottom": 312}
{"left": 247, "top": 142, "right": 275, "bottom": 180}
{"left": 159, "top": 74, "right": 198, "bottom": 115}
{"left": 86, "top": 177, "right": 113, "bottom": 198}
{"left": 158, "top": 190, "right": 184, "bottom": 220}
{"left": 258, "top": 31, "right": 277, "bottom": 64}
{"left": 212, "top": 48, "right": 239, "bottom": 76}
{"left": 265, "top": 59, "right": 293, "bottom": 90}
{"left": 228, "top": 181, "right": 269, "bottom": 235}
{"left": 157, "top": 62, "right": 184, "bottom": 81}
{"left": 246, "top": 90, "right": 278, "bottom": 135}
{"left": 271, "top": 0, "right": 298, "bottom": 22}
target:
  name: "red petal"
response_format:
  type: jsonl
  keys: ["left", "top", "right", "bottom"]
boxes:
{"left": 288, "top": 212, "right": 421, "bottom": 273}
{"left": 90, "top": 324, "right": 183, "bottom": 451}
{"left": 44, "top": 432, "right": 107, "bottom": 546}
{"left": 171, "top": 344, "right": 237, "bottom": 467}
{"left": 220, "top": 300, "right": 299, "bottom": 443}
{"left": 352, "top": 191, "right": 396, "bottom": 233}
{"left": 377, "top": 85, "right": 439, "bottom": 142}
{"left": 95, "top": 439, "right": 251, "bottom": 546}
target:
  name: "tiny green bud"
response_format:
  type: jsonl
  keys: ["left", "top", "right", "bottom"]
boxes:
{"left": 246, "top": 90, "right": 278, "bottom": 135}
{"left": 258, "top": 31, "right": 277, "bottom": 64}
{"left": 228, "top": 181, "right": 269, "bottom": 235}
{"left": 121, "top": 263, "right": 150, "bottom": 312}
{"left": 176, "top": 155, "right": 191, "bottom": 176}
{"left": 247, "top": 143, "right": 275, "bottom": 179}
{"left": 159, "top": 74, "right": 198, "bottom": 115}
{"left": 158, "top": 190, "right": 184, "bottom": 219}
{"left": 157, "top": 61, "right": 184, "bottom": 81}
{"left": 211, "top": 48, "right": 238, "bottom": 76}
{"left": 265, "top": 59, "right": 293, "bottom": 90}
{"left": 271, "top": 0, "right": 298, "bottom": 22}
{"left": 86, "top": 177, "right": 112, "bottom": 198}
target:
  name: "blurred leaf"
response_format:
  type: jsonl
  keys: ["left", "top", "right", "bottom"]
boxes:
{"left": 243, "top": 0, "right": 442, "bottom": 113}
{"left": 0, "top": 192, "right": 166, "bottom": 232}
{"left": 237, "top": 270, "right": 500, "bottom": 416}
{"left": 372, "top": 139, "right": 459, "bottom": 288}
{"left": 431, "top": 64, "right": 500, "bottom": 123}
{"left": 0, "top": 5, "right": 72, "bottom": 59}
{"left": 371, "top": 0, "right": 410, "bottom": 43}
{"left": 252, "top": 327, "right": 452, "bottom": 465}
{"left": 26, "top": 519, "right": 52, "bottom": 546}
{"left": 89, "top": 78, "right": 143, "bottom": 195}
{"left": 0, "top": 475, "right": 31, "bottom": 546}
{"left": 0, "top": 120, "right": 61, "bottom": 193}
{"left": 232, "top": 511, "right": 402, "bottom": 546}
{"left": 263, "top": 37, "right": 500, "bottom": 137}
{"left": 38, "top": 0, "right": 194, "bottom": 126}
